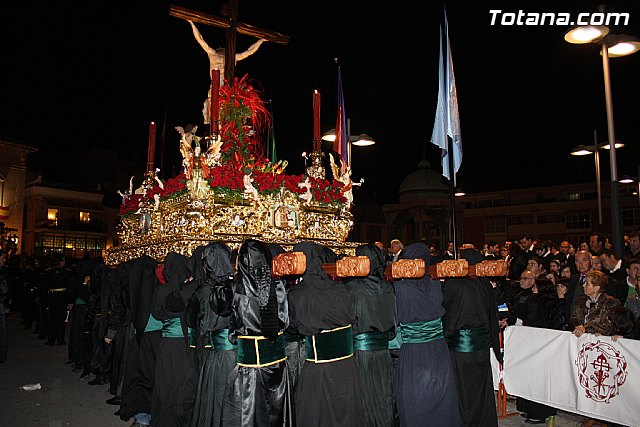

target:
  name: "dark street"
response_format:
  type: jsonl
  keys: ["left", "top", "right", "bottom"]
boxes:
{"left": 0, "top": 315, "right": 123, "bottom": 427}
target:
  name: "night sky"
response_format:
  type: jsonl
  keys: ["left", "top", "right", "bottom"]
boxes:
{"left": 1, "top": 0, "right": 639, "bottom": 203}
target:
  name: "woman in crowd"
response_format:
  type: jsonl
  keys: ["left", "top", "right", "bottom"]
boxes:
{"left": 516, "top": 277, "right": 561, "bottom": 424}
{"left": 572, "top": 270, "right": 620, "bottom": 337}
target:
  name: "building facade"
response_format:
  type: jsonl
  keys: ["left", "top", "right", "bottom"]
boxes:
{"left": 22, "top": 184, "right": 118, "bottom": 259}
{"left": 351, "top": 160, "right": 640, "bottom": 251}
{"left": 0, "top": 136, "right": 38, "bottom": 255}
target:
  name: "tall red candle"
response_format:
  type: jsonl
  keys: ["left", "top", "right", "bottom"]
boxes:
{"left": 313, "top": 90, "right": 321, "bottom": 151}
{"left": 211, "top": 69, "right": 220, "bottom": 135}
{"left": 147, "top": 121, "right": 156, "bottom": 172}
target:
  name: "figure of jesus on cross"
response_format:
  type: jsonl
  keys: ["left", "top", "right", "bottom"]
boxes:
{"left": 188, "top": 20, "right": 266, "bottom": 124}
{"left": 170, "top": 1, "right": 289, "bottom": 127}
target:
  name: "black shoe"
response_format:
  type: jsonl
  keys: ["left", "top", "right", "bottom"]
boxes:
{"left": 106, "top": 396, "right": 122, "bottom": 405}
{"left": 79, "top": 371, "right": 90, "bottom": 379}
{"left": 72, "top": 367, "right": 83, "bottom": 373}
{"left": 88, "top": 378, "right": 104, "bottom": 385}
{"left": 114, "top": 409, "right": 120, "bottom": 416}
{"left": 65, "top": 360, "right": 74, "bottom": 365}
{"left": 524, "top": 419, "right": 545, "bottom": 424}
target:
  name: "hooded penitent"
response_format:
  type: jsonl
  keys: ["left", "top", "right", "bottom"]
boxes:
{"left": 344, "top": 243, "right": 396, "bottom": 427}
{"left": 394, "top": 243, "right": 461, "bottom": 427}
{"left": 222, "top": 239, "right": 293, "bottom": 427}
{"left": 187, "top": 242, "right": 237, "bottom": 427}
{"left": 287, "top": 241, "right": 365, "bottom": 427}
{"left": 442, "top": 248, "right": 501, "bottom": 427}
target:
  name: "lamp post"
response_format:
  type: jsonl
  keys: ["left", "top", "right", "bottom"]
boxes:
{"left": 565, "top": 23, "right": 640, "bottom": 258}
{"left": 570, "top": 131, "right": 624, "bottom": 225}
{"left": 321, "top": 118, "right": 375, "bottom": 168}
{"left": 620, "top": 163, "right": 640, "bottom": 207}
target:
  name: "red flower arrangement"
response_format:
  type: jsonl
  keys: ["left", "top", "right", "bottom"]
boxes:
{"left": 118, "top": 75, "right": 347, "bottom": 217}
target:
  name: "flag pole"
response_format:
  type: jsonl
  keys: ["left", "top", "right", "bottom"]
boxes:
{"left": 448, "top": 136, "right": 458, "bottom": 259}
{"left": 443, "top": 7, "right": 458, "bottom": 259}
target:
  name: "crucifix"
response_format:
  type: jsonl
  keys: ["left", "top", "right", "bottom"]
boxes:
{"left": 170, "top": 1, "right": 289, "bottom": 83}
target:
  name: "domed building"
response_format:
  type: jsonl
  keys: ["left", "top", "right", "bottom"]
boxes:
{"left": 382, "top": 159, "right": 455, "bottom": 250}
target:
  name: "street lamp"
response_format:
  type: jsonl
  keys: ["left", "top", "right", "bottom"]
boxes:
{"left": 565, "top": 20, "right": 639, "bottom": 258}
{"left": 321, "top": 118, "right": 375, "bottom": 167}
{"left": 570, "top": 131, "right": 624, "bottom": 225}
{"left": 620, "top": 164, "right": 640, "bottom": 207}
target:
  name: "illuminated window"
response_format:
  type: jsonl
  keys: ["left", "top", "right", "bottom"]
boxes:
{"left": 47, "top": 209, "right": 58, "bottom": 220}
{"left": 79, "top": 211, "right": 90, "bottom": 223}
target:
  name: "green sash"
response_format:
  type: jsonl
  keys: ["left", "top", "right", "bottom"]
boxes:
{"left": 447, "top": 326, "right": 490, "bottom": 352}
{"left": 353, "top": 331, "right": 389, "bottom": 351}
{"left": 74, "top": 297, "right": 86, "bottom": 305}
{"left": 399, "top": 318, "right": 444, "bottom": 344}
{"left": 388, "top": 328, "right": 403, "bottom": 350}
{"left": 144, "top": 313, "right": 163, "bottom": 332}
{"left": 237, "top": 334, "right": 286, "bottom": 367}
{"left": 305, "top": 325, "right": 354, "bottom": 363}
{"left": 161, "top": 317, "right": 184, "bottom": 338}
{"left": 210, "top": 329, "right": 236, "bottom": 351}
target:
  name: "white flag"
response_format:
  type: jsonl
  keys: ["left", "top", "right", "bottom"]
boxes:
{"left": 431, "top": 11, "right": 462, "bottom": 183}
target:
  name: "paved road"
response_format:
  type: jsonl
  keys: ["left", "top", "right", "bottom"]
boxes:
{"left": 0, "top": 314, "right": 123, "bottom": 427}
{"left": 1, "top": 314, "right": 588, "bottom": 426}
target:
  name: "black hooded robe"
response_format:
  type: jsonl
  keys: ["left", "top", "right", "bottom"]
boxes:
{"left": 151, "top": 252, "right": 198, "bottom": 427}
{"left": 120, "top": 255, "right": 162, "bottom": 421}
{"left": 394, "top": 243, "right": 461, "bottom": 427}
{"left": 344, "top": 243, "right": 396, "bottom": 427}
{"left": 188, "top": 242, "right": 237, "bottom": 427}
{"left": 442, "top": 248, "right": 502, "bottom": 427}
{"left": 287, "top": 242, "right": 365, "bottom": 427}
{"left": 221, "top": 239, "right": 294, "bottom": 427}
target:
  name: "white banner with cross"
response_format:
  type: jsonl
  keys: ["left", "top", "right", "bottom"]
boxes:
{"left": 501, "top": 326, "right": 640, "bottom": 427}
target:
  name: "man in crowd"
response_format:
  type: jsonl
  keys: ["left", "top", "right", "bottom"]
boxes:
{"left": 519, "top": 235, "right": 535, "bottom": 259}
{"left": 599, "top": 249, "right": 628, "bottom": 305}
{"left": 484, "top": 241, "right": 500, "bottom": 260}
{"left": 589, "top": 233, "right": 606, "bottom": 256}
{"left": 624, "top": 231, "right": 640, "bottom": 266}
{"left": 624, "top": 258, "right": 640, "bottom": 320}
{"left": 389, "top": 239, "right": 404, "bottom": 262}
{"left": 526, "top": 257, "right": 547, "bottom": 279}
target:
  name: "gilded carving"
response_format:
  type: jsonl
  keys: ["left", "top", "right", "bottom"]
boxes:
{"left": 475, "top": 260, "right": 508, "bottom": 277}
{"left": 391, "top": 259, "right": 426, "bottom": 279}
{"left": 272, "top": 252, "right": 306, "bottom": 276}
{"left": 335, "top": 256, "right": 370, "bottom": 277}
{"left": 436, "top": 259, "right": 469, "bottom": 277}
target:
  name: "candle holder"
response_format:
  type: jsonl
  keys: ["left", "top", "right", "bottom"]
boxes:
{"left": 306, "top": 151, "right": 325, "bottom": 180}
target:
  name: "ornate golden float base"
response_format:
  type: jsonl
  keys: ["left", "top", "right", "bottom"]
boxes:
{"left": 106, "top": 190, "right": 357, "bottom": 265}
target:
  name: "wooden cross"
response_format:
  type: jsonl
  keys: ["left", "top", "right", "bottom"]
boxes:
{"left": 169, "top": 1, "right": 289, "bottom": 82}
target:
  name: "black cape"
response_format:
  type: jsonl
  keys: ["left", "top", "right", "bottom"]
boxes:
{"left": 222, "top": 239, "right": 293, "bottom": 427}
{"left": 344, "top": 243, "right": 396, "bottom": 427}
{"left": 151, "top": 252, "right": 197, "bottom": 427}
{"left": 395, "top": 243, "right": 461, "bottom": 427}
{"left": 442, "top": 248, "right": 501, "bottom": 427}
{"left": 288, "top": 241, "right": 364, "bottom": 427}
{"left": 188, "top": 242, "right": 237, "bottom": 427}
